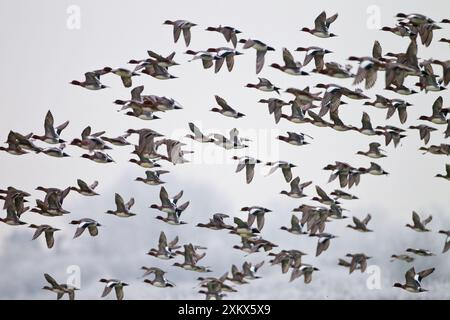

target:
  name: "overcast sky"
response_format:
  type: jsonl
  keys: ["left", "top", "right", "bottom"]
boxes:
{"left": 0, "top": 0, "right": 449, "bottom": 299}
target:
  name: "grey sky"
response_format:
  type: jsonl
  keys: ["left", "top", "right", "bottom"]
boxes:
{"left": 0, "top": 0, "right": 449, "bottom": 299}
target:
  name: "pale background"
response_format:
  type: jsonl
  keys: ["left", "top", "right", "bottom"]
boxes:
{"left": 0, "top": 0, "right": 449, "bottom": 299}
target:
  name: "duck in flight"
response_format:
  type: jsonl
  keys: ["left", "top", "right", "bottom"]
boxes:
{"left": 265, "top": 161, "right": 297, "bottom": 182}
{"left": 311, "top": 233, "right": 338, "bottom": 257}
{"left": 301, "top": 11, "right": 338, "bottom": 38}
{"left": 277, "top": 131, "right": 312, "bottom": 146}
{"left": 270, "top": 48, "right": 309, "bottom": 76}
{"left": 70, "top": 218, "right": 101, "bottom": 239}
{"left": 29, "top": 224, "right": 60, "bottom": 249}
{"left": 102, "top": 67, "right": 139, "bottom": 88}
{"left": 347, "top": 214, "right": 373, "bottom": 232}
{"left": 106, "top": 193, "right": 136, "bottom": 218}
{"left": 70, "top": 179, "right": 99, "bottom": 196}
{"left": 147, "top": 231, "right": 180, "bottom": 260}
{"left": 408, "top": 124, "right": 437, "bottom": 144}
{"left": 241, "top": 206, "right": 272, "bottom": 231}
{"left": 197, "top": 213, "right": 233, "bottom": 231}
{"left": 296, "top": 46, "right": 332, "bottom": 71}
{"left": 99, "top": 279, "right": 129, "bottom": 300}
{"left": 213, "top": 128, "right": 249, "bottom": 150}
{"left": 280, "top": 176, "right": 312, "bottom": 198}
{"left": 70, "top": 69, "right": 109, "bottom": 90}
{"left": 239, "top": 38, "right": 275, "bottom": 74}
{"left": 390, "top": 254, "right": 415, "bottom": 263}
{"left": 42, "top": 273, "right": 78, "bottom": 300}
{"left": 393, "top": 267, "right": 435, "bottom": 293}
{"left": 32, "top": 110, "right": 69, "bottom": 144}
{"left": 246, "top": 78, "right": 281, "bottom": 95}
{"left": 142, "top": 267, "right": 175, "bottom": 288}
{"left": 151, "top": 187, "right": 190, "bottom": 225}
{"left": 206, "top": 25, "right": 242, "bottom": 48}
{"left": 232, "top": 156, "right": 262, "bottom": 184}
{"left": 163, "top": 20, "right": 197, "bottom": 46}
{"left": 344, "top": 253, "right": 372, "bottom": 274}
{"left": 186, "top": 123, "right": 214, "bottom": 143}
{"left": 280, "top": 214, "right": 307, "bottom": 235}
{"left": 406, "top": 211, "right": 432, "bottom": 232}
{"left": 81, "top": 151, "right": 114, "bottom": 164}
{"left": 135, "top": 170, "right": 169, "bottom": 185}
{"left": 406, "top": 248, "right": 435, "bottom": 257}
{"left": 210, "top": 95, "right": 245, "bottom": 119}
{"left": 356, "top": 142, "right": 387, "bottom": 159}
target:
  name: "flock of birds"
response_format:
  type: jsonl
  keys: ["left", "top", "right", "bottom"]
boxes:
{"left": 1, "top": 11, "right": 450, "bottom": 300}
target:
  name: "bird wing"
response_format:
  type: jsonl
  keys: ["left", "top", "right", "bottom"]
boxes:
{"left": 158, "top": 231, "right": 168, "bottom": 250}
{"left": 182, "top": 28, "right": 192, "bottom": 46}
{"left": 352, "top": 216, "right": 365, "bottom": 229}
{"left": 289, "top": 177, "right": 301, "bottom": 193}
{"left": 325, "top": 13, "right": 338, "bottom": 27}
{"left": 418, "top": 268, "right": 435, "bottom": 281}
{"left": 44, "top": 110, "right": 57, "bottom": 138}
{"left": 432, "top": 96, "right": 443, "bottom": 115}
{"left": 226, "top": 55, "right": 235, "bottom": 72}
{"left": 365, "top": 68, "right": 378, "bottom": 89}
{"left": 314, "top": 11, "right": 327, "bottom": 32}
{"left": 87, "top": 225, "right": 99, "bottom": 237}
{"left": 412, "top": 211, "right": 422, "bottom": 228}
{"left": 84, "top": 71, "right": 100, "bottom": 84}
{"left": 256, "top": 214, "right": 265, "bottom": 231}
{"left": 214, "top": 95, "right": 232, "bottom": 111}
{"left": 229, "top": 128, "right": 239, "bottom": 144}
{"left": 303, "top": 270, "right": 313, "bottom": 284}
{"left": 422, "top": 215, "right": 432, "bottom": 226}
{"left": 173, "top": 25, "right": 182, "bottom": 43}
{"left": 125, "top": 198, "right": 135, "bottom": 210}
{"left": 291, "top": 214, "right": 301, "bottom": 230}
{"left": 281, "top": 167, "right": 293, "bottom": 182}
{"left": 114, "top": 193, "right": 126, "bottom": 212}
{"left": 313, "top": 55, "right": 325, "bottom": 71}
{"left": 73, "top": 227, "right": 86, "bottom": 239}
{"left": 45, "top": 231, "right": 55, "bottom": 249}
{"left": 169, "top": 236, "right": 179, "bottom": 248}
{"left": 256, "top": 50, "right": 266, "bottom": 74}
{"left": 131, "top": 85, "right": 144, "bottom": 101}
{"left": 120, "top": 76, "right": 132, "bottom": 88}
{"left": 300, "top": 180, "right": 313, "bottom": 189}
{"left": 246, "top": 164, "right": 256, "bottom": 184}
{"left": 362, "top": 214, "right": 372, "bottom": 225}
{"left": 405, "top": 267, "right": 417, "bottom": 287}
{"left": 316, "top": 185, "right": 330, "bottom": 200}
{"left": 234, "top": 217, "right": 248, "bottom": 228}
{"left": 44, "top": 273, "right": 62, "bottom": 289}
{"left": 90, "top": 181, "right": 99, "bottom": 190}
{"left": 231, "top": 264, "right": 239, "bottom": 277}
{"left": 77, "top": 179, "right": 90, "bottom": 191}
{"left": 172, "top": 190, "right": 184, "bottom": 203}
{"left": 282, "top": 48, "right": 297, "bottom": 68}
{"left": 101, "top": 285, "right": 113, "bottom": 298}
{"left": 32, "top": 226, "right": 45, "bottom": 240}
{"left": 289, "top": 268, "right": 301, "bottom": 282}
{"left": 159, "top": 187, "right": 171, "bottom": 207}
{"left": 361, "top": 112, "right": 373, "bottom": 130}
{"left": 213, "top": 57, "right": 224, "bottom": 72}
{"left": 372, "top": 40, "right": 382, "bottom": 59}
{"left": 235, "top": 159, "right": 246, "bottom": 173}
